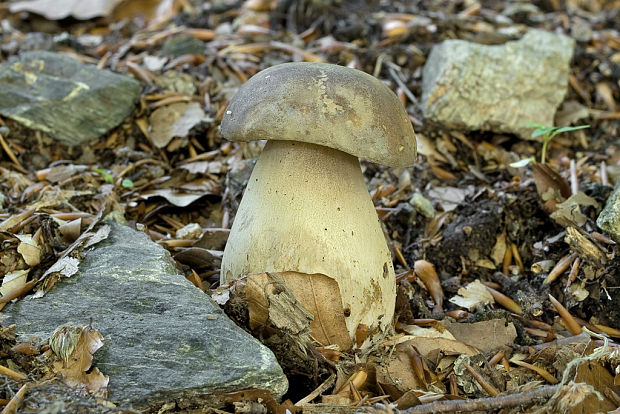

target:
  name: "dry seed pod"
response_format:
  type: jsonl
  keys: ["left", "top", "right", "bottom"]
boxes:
{"left": 316, "top": 347, "right": 342, "bottom": 362}
{"left": 548, "top": 294, "right": 582, "bottom": 336}
{"left": 243, "top": 0, "right": 272, "bottom": 11}
{"left": 11, "top": 342, "right": 39, "bottom": 356}
{"left": 464, "top": 363, "right": 499, "bottom": 396}
{"left": 382, "top": 19, "right": 407, "bottom": 38}
{"left": 335, "top": 369, "right": 368, "bottom": 395}
{"left": 355, "top": 324, "right": 369, "bottom": 348}
{"left": 414, "top": 260, "right": 443, "bottom": 309}
{"left": 485, "top": 286, "right": 522, "bottom": 314}
{"left": 544, "top": 253, "right": 577, "bottom": 285}
{"left": 445, "top": 309, "right": 468, "bottom": 320}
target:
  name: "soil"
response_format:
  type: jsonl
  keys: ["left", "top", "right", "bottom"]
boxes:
{"left": 0, "top": 0, "right": 619, "bottom": 412}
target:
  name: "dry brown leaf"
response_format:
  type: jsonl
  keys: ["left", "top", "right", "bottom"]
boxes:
{"left": 394, "top": 390, "right": 423, "bottom": 410}
{"left": 559, "top": 362, "right": 617, "bottom": 413}
{"left": 245, "top": 272, "right": 352, "bottom": 350}
{"left": 0, "top": 270, "right": 29, "bottom": 297}
{"left": 50, "top": 324, "right": 109, "bottom": 397}
{"left": 449, "top": 280, "right": 495, "bottom": 311}
{"left": 113, "top": 0, "right": 179, "bottom": 27}
{"left": 41, "top": 256, "right": 80, "bottom": 280}
{"left": 149, "top": 102, "right": 211, "bottom": 148}
{"left": 139, "top": 189, "right": 209, "bottom": 207}
{"left": 375, "top": 341, "right": 447, "bottom": 400}
{"left": 57, "top": 218, "right": 82, "bottom": 243}
{"left": 595, "top": 82, "right": 616, "bottom": 111}
{"left": 194, "top": 228, "right": 230, "bottom": 250}
{"left": 444, "top": 319, "right": 517, "bottom": 352}
{"left": 556, "top": 100, "right": 591, "bottom": 126}
{"left": 16, "top": 234, "right": 41, "bottom": 266}
{"left": 427, "top": 185, "right": 475, "bottom": 212}
{"left": 490, "top": 232, "right": 507, "bottom": 267}
{"left": 550, "top": 192, "right": 599, "bottom": 227}
{"left": 45, "top": 165, "right": 88, "bottom": 183}
{"left": 416, "top": 133, "right": 447, "bottom": 162}
{"left": 532, "top": 162, "right": 571, "bottom": 213}
{"left": 405, "top": 336, "right": 481, "bottom": 358}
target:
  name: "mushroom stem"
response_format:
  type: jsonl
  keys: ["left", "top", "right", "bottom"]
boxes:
{"left": 222, "top": 140, "right": 396, "bottom": 342}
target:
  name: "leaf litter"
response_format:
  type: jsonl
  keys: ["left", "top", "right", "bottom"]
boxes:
{"left": 0, "top": 0, "right": 619, "bottom": 412}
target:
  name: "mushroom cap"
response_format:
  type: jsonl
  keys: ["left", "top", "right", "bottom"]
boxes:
{"left": 221, "top": 62, "right": 417, "bottom": 167}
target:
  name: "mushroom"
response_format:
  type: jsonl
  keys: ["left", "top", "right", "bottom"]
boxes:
{"left": 220, "top": 62, "right": 417, "bottom": 349}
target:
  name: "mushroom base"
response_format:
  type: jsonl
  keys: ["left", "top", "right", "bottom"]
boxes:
{"left": 221, "top": 140, "right": 396, "bottom": 347}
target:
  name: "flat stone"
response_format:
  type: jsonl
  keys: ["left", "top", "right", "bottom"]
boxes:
{"left": 0, "top": 51, "right": 141, "bottom": 145}
{"left": 10, "top": 0, "right": 124, "bottom": 20}
{"left": 597, "top": 181, "right": 620, "bottom": 243}
{"left": 422, "top": 29, "right": 574, "bottom": 139}
{"left": 1, "top": 222, "right": 287, "bottom": 410}
{"left": 162, "top": 34, "right": 205, "bottom": 57}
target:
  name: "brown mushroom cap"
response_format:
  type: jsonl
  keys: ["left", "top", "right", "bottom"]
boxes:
{"left": 221, "top": 62, "right": 417, "bottom": 167}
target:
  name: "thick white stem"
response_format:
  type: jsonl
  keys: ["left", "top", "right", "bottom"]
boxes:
{"left": 222, "top": 140, "right": 396, "bottom": 340}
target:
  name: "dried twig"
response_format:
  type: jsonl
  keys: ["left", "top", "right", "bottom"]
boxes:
{"left": 402, "top": 385, "right": 559, "bottom": 413}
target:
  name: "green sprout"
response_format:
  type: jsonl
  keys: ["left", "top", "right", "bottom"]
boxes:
{"left": 93, "top": 168, "right": 114, "bottom": 183}
{"left": 93, "top": 168, "right": 134, "bottom": 188}
{"left": 509, "top": 123, "right": 590, "bottom": 168}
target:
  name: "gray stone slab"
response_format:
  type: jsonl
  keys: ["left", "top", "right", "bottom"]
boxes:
{"left": 422, "top": 29, "right": 574, "bottom": 139}
{"left": 1, "top": 222, "right": 287, "bottom": 410}
{"left": 0, "top": 51, "right": 141, "bottom": 145}
{"left": 597, "top": 181, "right": 620, "bottom": 243}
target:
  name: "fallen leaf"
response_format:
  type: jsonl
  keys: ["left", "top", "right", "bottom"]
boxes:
{"left": 375, "top": 341, "right": 447, "bottom": 399}
{"left": 50, "top": 323, "right": 109, "bottom": 396}
{"left": 45, "top": 164, "right": 88, "bottom": 183}
{"left": 398, "top": 325, "right": 455, "bottom": 339}
{"left": 490, "top": 232, "right": 507, "bottom": 267}
{"left": 16, "top": 234, "right": 41, "bottom": 266}
{"left": 149, "top": 102, "right": 211, "bottom": 148}
{"left": 415, "top": 132, "right": 447, "bottom": 162}
{"left": 556, "top": 100, "right": 591, "bottom": 126}
{"left": 42, "top": 256, "right": 80, "bottom": 279}
{"left": 550, "top": 192, "right": 599, "bottom": 227}
{"left": 245, "top": 272, "right": 352, "bottom": 350}
{"left": 173, "top": 248, "right": 222, "bottom": 268}
{"left": 449, "top": 280, "right": 495, "bottom": 311}
{"left": 564, "top": 362, "right": 617, "bottom": 413}
{"left": 427, "top": 185, "right": 475, "bottom": 212}
{"left": 444, "top": 319, "right": 517, "bottom": 352}
{"left": 139, "top": 189, "right": 210, "bottom": 207}
{"left": 57, "top": 218, "right": 82, "bottom": 243}
{"left": 407, "top": 336, "right": 481, "bottom": 358}
{"left": 565, "top": 227, "right": 606, "bottom": 266}
{"left": 0, "top": 270, "right": 29, "bottom": 297}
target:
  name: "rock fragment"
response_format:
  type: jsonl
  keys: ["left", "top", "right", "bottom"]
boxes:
{"left": 422, "top": 29, "right": 574, "bottom": 139}
{"left": 0, "top": 51, "right": 141, "bottom": 145}
{"left": 597, "top": 181, "right": 620, "bottom": 243}
{"left": 2, "top": 222, "right": 287, "bottom": 410}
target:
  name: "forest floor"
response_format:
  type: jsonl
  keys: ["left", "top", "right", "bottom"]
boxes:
{"left": 0, "top": 0, "right": 619, "bottom": 413}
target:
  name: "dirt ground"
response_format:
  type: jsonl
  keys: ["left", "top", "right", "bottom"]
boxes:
{"left": 0, "top": 0, "right": 619, "bottom": 412}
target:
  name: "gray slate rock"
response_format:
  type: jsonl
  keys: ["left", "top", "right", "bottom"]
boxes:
{"left": 2, "top": 222, "right": 287, "bottom": 410}
{"left": 0, "top": 51, "right": 141, "bottom": 145}
{"left": 162, "top": 34, "right": 205, "bottom": 57}
{"left": 422, "top": 29, "right": 574, "bottom": 139}
{"left": 597, "top": 181, "right": 620, "bottom": 243}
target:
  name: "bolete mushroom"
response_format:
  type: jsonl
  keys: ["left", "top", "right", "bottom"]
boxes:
{"left": 220, "top": 62, "right": 417, "bottom": 349}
